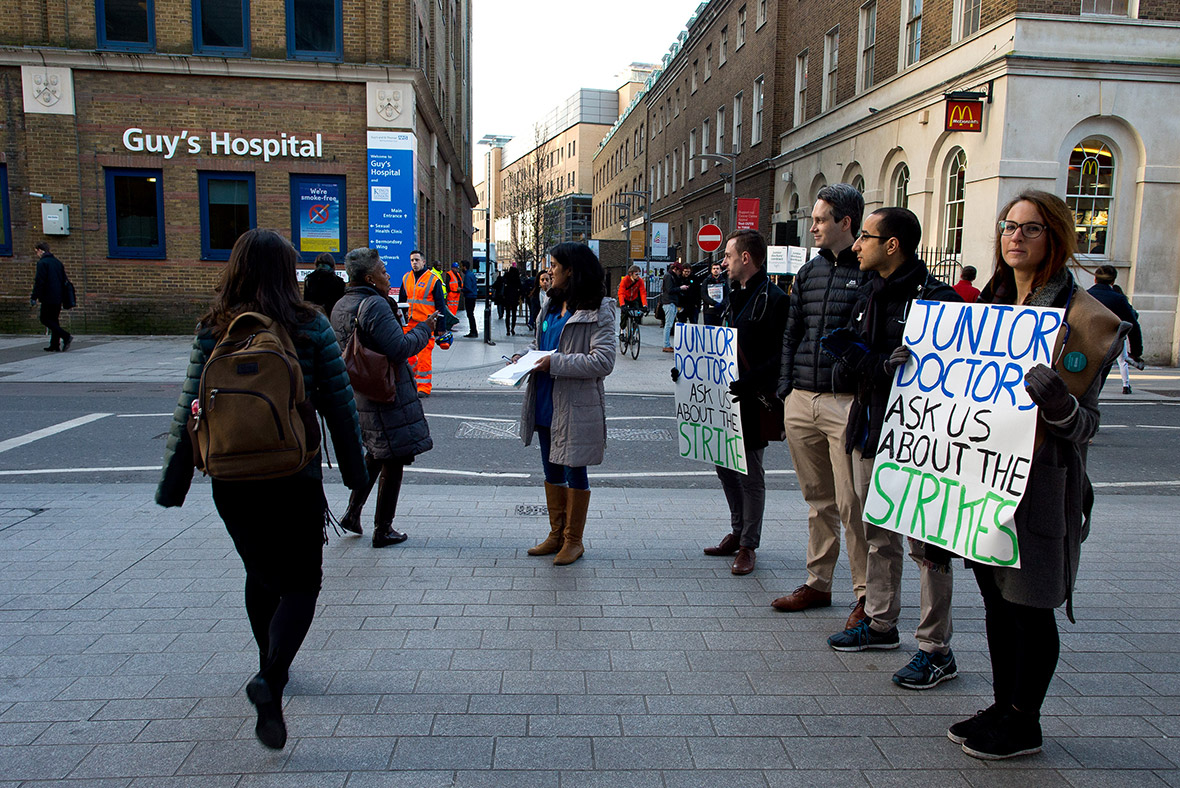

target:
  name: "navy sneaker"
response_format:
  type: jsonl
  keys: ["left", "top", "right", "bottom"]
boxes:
{"left": 962, "top": 708, "right": 1042, "bottom": 760}
{"left": 827, "top": 619, "right": 900, "bottom": 652}
{"left": 948, "top": 703, "right": 1004, "bottom": 744}
{"left": 893, "top": 649, "right": 958, "bottom": 690}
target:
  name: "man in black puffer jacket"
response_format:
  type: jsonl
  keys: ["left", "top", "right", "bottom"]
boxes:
{"left": 771, "top": 183, "right": 875, "bottom": 624}
{"left": 822, "top": 207, "right": 963, "bottom": 692}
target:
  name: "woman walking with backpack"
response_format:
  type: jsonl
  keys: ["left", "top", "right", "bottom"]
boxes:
{"left": 156, "top": 229, "right": 368, "bottom": 751}
{"left": 508, "top": 243, "right": 616, "bottom": 565}
{"left": 330, "top": 247, "right": 437, "bottom": 547}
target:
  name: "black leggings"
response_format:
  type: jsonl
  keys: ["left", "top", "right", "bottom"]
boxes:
{"left": 974, "top": 565, "right": 1060, "bottom": 716}
{"left": 212, "top": 475, "right": 325, "bottom": 697}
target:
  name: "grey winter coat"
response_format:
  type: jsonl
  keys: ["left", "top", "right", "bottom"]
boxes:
{"left": 331, "top": 286, "right": 433, "bottom": 460}
{"left": 519, "top": 298, "right": 617, "bottom": 467}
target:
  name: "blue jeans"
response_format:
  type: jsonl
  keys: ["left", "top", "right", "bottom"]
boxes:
{"left": 662, "top": 303, "right": 677, "bottom": 348}
{"left": 536, "top": 426, "right": 589, "bottom": 490}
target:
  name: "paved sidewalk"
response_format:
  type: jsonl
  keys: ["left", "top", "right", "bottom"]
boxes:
{"left": 0, "top": 483, "right": 1177, "bottom": 785}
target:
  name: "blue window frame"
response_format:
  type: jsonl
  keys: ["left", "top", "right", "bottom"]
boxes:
{"left": 290, "top": 174, "right": 346, "bottom": 263}
{"left": 0, "top": 164, "right": 11, "bottom": 257}
{"left": 286, "top": 0, "right": 343, "bottom": 62}
{"left": 199, "top": 172, "right": 256, "bottom": 260}
{"left": 96, "top": 0, "right": 156, "bottom": 52}
{"left": 193, "top": 0, "right": 250, "bottom": 57}
{"left": 105, "top": 168, "right": 166, "bottom": 259}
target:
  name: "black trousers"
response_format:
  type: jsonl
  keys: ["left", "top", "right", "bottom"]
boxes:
{"left": 212, "top": 475, "right": 325, "bottom": 696}
{"left": 39, "top": 302, "right": 70, "bottom": 349}
{"left": 702, "top": 312, "right": 723, "bottom": 327}
{"left": 974, "top": 565, "right": 1060, "bottom": 716}
{"left": 715, "top": 446, "right": 765, "bottom": 549}
{"left": 504, "top": 305, "right": 518, "bottom": 334}
{"left": 464, "top": 299, "right": 478, "bottom": 335}
{"left": 346, "top": 454, "right": 407, "bottom": 528}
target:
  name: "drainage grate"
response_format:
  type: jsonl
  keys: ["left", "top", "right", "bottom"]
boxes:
{"left": 515, "top": 505, "right": 549, "bottom": 516}
{"left": 607, "top": 428, "right": 673, "bottom": 441}
{"left": 456, "top": 420, "right": 520, "bottom": 439}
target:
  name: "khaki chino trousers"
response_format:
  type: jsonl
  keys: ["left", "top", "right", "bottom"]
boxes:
{"left": 783, "top": 390, "right": 868, "bottom": 598}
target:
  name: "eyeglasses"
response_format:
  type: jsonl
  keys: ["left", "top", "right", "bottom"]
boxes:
{"left": 857, "top": 232, "right": 888, "bottom": 242}
{"left": 998, "top": 220, "right": 1045, "bottom": 239}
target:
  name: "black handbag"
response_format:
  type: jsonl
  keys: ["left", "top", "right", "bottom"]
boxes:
{"left": 342, "top": 298, "right": 399, "bottom": 402}
{"left": 62, "top": 279, "right": 77, "bottom": 310}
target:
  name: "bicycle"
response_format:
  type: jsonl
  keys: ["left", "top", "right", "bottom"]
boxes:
{"left": 619, "top": 307, "right": 644, "bottom": 359}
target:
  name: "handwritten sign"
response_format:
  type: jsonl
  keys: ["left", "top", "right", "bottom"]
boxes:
{"left": 674, "top": 324, "right": 746, "bottom": 474}
{"left": 864, "top": 301, "right": 1065, "bottom": 568}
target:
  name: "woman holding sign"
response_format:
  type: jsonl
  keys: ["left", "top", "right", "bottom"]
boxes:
{"left": 512, "top": 243, "right": 616, "bottom": 565}
{"left": 951, "top": 191, "right": 1128, "bottom": 760}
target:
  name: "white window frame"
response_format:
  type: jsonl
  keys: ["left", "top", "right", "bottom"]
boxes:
{"left": 705, "top": 45, "right": 712, "bottom": 81}
{"left": 893, "top": 163, "right": 910, "bottom": 208}
{"left": 858, "top": 0, "right": 876, "bottom": 92}
{"left": 737, "top": 5, "right": 747, "bottom": 48}
{"left": 942, "top": 148, "right": 967, "bottom": 253}
{"left": 692, "top": 60, "right": 699, "bottom": 92}
{"left": 757, "top": 0, "right": 767, "bottom": 28}
{"left": 720, "top": 26, "right": 728, "bottom": 65}
{"left": 794, "top": 50, "right": 809, "bottom": 126}
{"left": 702, "top": 118, "right": 711, "bottom": 171}
{"left": 901, "top": 0, "right": 922, "bottom": 68}
{"left": 752, "top": 76, "right": 764, "bottom": 145}
{"left": 1081, "top": 0, "right": 1131, "bottom": 15}
{"left": 716, "top": 106, "right": 725, "bottom": 158}
{"left": 1066, "top": 138, "right": 1117, "bottom": 256}
{"left": 823, "top": 26, "right": 839, "bottom": 112}
{"left": 952, "top": 0, "right": 982, "bottom": 42}
{"left": 733, "top": 93, "right": 743, "bottom": 154}
{"left": 689, "top": 128, "right": 697, "bottom": 179}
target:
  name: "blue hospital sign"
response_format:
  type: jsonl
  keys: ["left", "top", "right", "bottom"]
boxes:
{"left": 367, "top": 131, "right": 417, "bottom": 285}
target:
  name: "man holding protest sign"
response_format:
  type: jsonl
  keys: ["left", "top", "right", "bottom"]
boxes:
{"left": 772, "top": 184, "right": 873, "bottom": 624}
{"left": 820, "top": 207, "right": 964, "bottom": 691}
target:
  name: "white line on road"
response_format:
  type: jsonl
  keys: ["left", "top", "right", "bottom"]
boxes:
{"left": 405, "top": 467, "right": 530, "bottom": 479}
{"left": 424, "top": 414, "right": 517, "bottom": 424}
{"left": 606, "top": 416, "right": 676, "bottom": 421}
{"left": 0, "top": 465, "right": 158, "bottom": 476}
{"left": 116, "top": 413, "right": 173, "bottom": 418}
{"left": 0, "top": 413, "right": 112, "bottom": 455}
{"left": 1092, "top": 479, "right": 1180, "bottom": 488}
{"left": 590, "top": 470, "right": 797, "bottom": 478}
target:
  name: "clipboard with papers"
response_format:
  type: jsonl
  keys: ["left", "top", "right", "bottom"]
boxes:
{"left": 487, "top": 350, "right": 554, "bottom": 387}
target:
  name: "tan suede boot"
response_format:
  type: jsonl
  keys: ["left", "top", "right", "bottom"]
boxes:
{"left": 554, "top": 487, "right": 590, "bottom": 565}
{"left": 527, "top": 482, "right": 567, "bottom": 556}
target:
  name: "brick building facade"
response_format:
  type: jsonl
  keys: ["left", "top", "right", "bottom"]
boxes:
{"left": 1, "top": 0, "right": 474, "bottom": 334}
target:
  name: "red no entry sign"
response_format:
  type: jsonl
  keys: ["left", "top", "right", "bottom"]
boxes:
{"left": 697, "top": 223, "right": 723, "bottom": 253}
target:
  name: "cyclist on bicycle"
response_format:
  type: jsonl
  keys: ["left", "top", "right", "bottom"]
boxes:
{"left": 617, "top": 265, "right": 648, "bottom": 339}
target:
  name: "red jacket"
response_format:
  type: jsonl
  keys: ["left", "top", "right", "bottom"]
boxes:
{"left": 617, "top": 276, "right": 648, "bottom": 307}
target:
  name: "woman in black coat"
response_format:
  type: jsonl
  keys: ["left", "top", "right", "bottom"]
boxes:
{"left": 330, "top": 248, "right": 437, "bottom": 547}
{"left": 502, "top": 266, "right": 523, "bottom": 335}
{"left": 950, "top": 191, "right": 1127, "bottom": 761}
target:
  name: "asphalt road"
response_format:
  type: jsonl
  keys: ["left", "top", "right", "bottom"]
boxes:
{"left": 1, "top": 382, "right": 1179, "bottom": 494}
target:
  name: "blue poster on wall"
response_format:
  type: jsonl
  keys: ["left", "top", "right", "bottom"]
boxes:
{"left": 296, "top": 180, "right": 342, "bottom": 253}
{"left": 367, "top": 131, "right": 417, "bottom": 287}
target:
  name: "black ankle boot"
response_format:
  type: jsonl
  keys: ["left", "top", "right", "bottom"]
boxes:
{"left": 338, "top": 506, "right": 363, "bottom": 535}
{"left": 372, "top": 524, "right": 408, "bottom": 548}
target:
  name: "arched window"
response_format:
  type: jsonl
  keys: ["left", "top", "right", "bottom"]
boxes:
{"left": 893, "top": 163, "right": 910, "bottom": 208}
{"left": 1066, "top": 138, "right": 1114, "bottom": 255}
{"left": 943, "top": 149, "right": 966, "bottom": 253}
{"left": 851, "top": 174, "right": 865, "bottom": 193}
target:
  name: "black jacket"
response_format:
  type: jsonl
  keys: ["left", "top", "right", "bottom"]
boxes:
{"left": 836, "top": 256, "right": 961, "bottom": 457}
{"left": 726, "top": 269, "right": 789, "bottom": 450}
{"left": 303, "top": 268, "right": 345, "bottom": 317}
{"left": 32, "top": 254, "right": 67, "bottom": 305}
{"left": 778, "top": 247, "right": 874, "bottom": 397}
{"left": 701, "top": 274, "right": 729, "bottom": 316}
{"left": 1087, "top": 283, "right": 1142, "bottom": 359}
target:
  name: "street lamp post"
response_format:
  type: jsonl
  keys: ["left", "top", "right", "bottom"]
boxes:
{"left": 478, "top": 134, "right": 513, "bottom": 347}
{"left": 692, "top": 152, "right": 738, "bottom": 237}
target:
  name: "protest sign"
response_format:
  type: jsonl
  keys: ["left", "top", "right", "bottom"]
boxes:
{"left": 864, "top": 300, "right": 1065, "bottom": 568}
{"left": 674, "top": 323, "right": 746, "bottom": 474}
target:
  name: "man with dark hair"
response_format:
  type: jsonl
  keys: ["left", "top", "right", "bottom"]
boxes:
{"left": 31, "top": 242, "right": 72, "bottom": 352}
{"left": 303, "top": 252, "right": 346, "bottom": 317}
{"left": 954, "top": 265, "right": 980, "bottom": 303}
{"left": 701, "top": 261, "right": 729, "bottom": 326}
{"left": 1089, "top": 264, "right": 1144, "bottom": 394}
{"left": 772, "top": 182, "right": 873, "bottom": 624}
{"left": 697, "top": 230, "right": 788, "bottom": 574}
{"left": 461, "top": 262, "right": 479, "bottom": 338}
{"left": 823, "top": 206, "right": 963, "bottom": 690}
{"left": 398, "top": 250, "right": 447, "bottom": 397}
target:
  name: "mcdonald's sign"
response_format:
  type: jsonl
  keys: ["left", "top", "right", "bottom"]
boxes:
{"left": 945, "top": 99, "right": 983, "bottom": 132}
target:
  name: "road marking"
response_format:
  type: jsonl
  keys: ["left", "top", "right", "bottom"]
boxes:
{"left": 1139, "top": 425, "right": 1180, "bottom": 430}
{"left": 606, "top": 415, "right": 676, "bottom": 421}
{"left": 0, "top": 413, "right": 112, "bottom": 455}
{"left": 1093, "top": 479, "right": 1180, "bottom": 488}
{"left": 117, "top": 413, "right": 173, "bottom": 418}
{"left": 0, "top": 465, "right": 158, "bottom": 476}
{"left": 589, "top": 470, "right": 797, "bottom": 478}
{"left": 403, "top": 467, "right": 531, "bottom": 479}
{"left": 427, "top": 413, "right": 518, "bottom": 424}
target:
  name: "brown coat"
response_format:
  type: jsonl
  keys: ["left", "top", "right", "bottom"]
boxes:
{"left": 519, "top": 298, "right": 617, "bottom": 467}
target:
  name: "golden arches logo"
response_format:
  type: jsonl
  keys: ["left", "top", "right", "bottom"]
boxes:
{"left": 1080, "top": 158, "right": 1100, "bottom": 177}
{"left": 949, "top": 104, "right": 979, "bottom": 126}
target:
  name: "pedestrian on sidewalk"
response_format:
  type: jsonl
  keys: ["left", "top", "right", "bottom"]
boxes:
{"left": 771, "top": 183, "right": 874, "bottom": 625}
{"left": 660, "top": 263, "right": 688, "bottom": 352}
{"left": 303, "top": 252, "right": 345, "bottom": 317}
{"left": 821, "top": 207, "right": 962, "bottom": 690}
{"left": 949, "top": 190, "right": 1128, "bottom": 761}
{"left": 700, "top": 261, "right": 729, "bottom": 326}
{"left": 527, "top": 269, "right": 550, "bottom": 332}
{"left": 502, "top": 265, "right": 522, "bottom": 336}
{"left": 1088, "top": 264, "right": 1144, "bottom": 394}
{"left": 511, "top": 242, "right": 616, "bottom": 565}
{"left": 331, "top": 246, "right": 436, "bottom": 548}
{"left": 30, "top": 241, "right": 73, "bottom": 352}
{"left": 695, "top": 230, "right": 787, "bottom": 575}
{"left": 461, "top": 262, "right": 479, "bottom": 337}
{"left": 155, "top": 228, "right": 368, "bottom": 751}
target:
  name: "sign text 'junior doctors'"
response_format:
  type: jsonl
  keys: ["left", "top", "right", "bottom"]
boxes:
{"left": 122, "top": 128, "right": 324, "bottom": 162}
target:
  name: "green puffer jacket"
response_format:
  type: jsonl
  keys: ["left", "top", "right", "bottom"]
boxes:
{"left": 155, "top": 312, "right": 368, "bottom": 507}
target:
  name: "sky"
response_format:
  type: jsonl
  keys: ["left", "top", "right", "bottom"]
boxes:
{"left": 471, "top": 0, "right": 705, "bottom": 171}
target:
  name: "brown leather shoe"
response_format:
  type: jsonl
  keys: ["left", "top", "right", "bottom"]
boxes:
{"left": 771, "top": 584, "right": 832, "bottom": 612}
{"left": 845, "top": 597, "right": 867, "bottom": 629}
{"left": 703, "top": 533, "right": 741, "bottom": 556}
{"left": 731, "top": 547, "right": 756, "bottom": 575}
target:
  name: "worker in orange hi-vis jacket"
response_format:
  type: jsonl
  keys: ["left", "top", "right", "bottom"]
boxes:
{"left": 399, "top": 250, "right": 447, "bottom": 397}
{"left": 445, "top": 262, "right": 462, "bottom": 318}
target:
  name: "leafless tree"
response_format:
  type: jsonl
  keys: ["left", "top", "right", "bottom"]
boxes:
{"left": 500, "top": 124, "right": 558, "bottom": 269}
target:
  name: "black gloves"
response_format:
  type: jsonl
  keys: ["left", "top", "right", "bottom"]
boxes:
{"left": 1025, "top": 363, "right": 1075, "bottom": 422}
{"left": 729, "top": 378, "right": 754, "bottom": 402}
{"left": 670, "top": 367, "right": 680, "bottom": 382}
{"left": 885, "top": 346, "right": 911, "bottom": 373}
{"left": 775, "top": 381, "right": 792, "bottom": 401}
{"left": 820, "top": 327, "right": 871, "bottom": 371}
